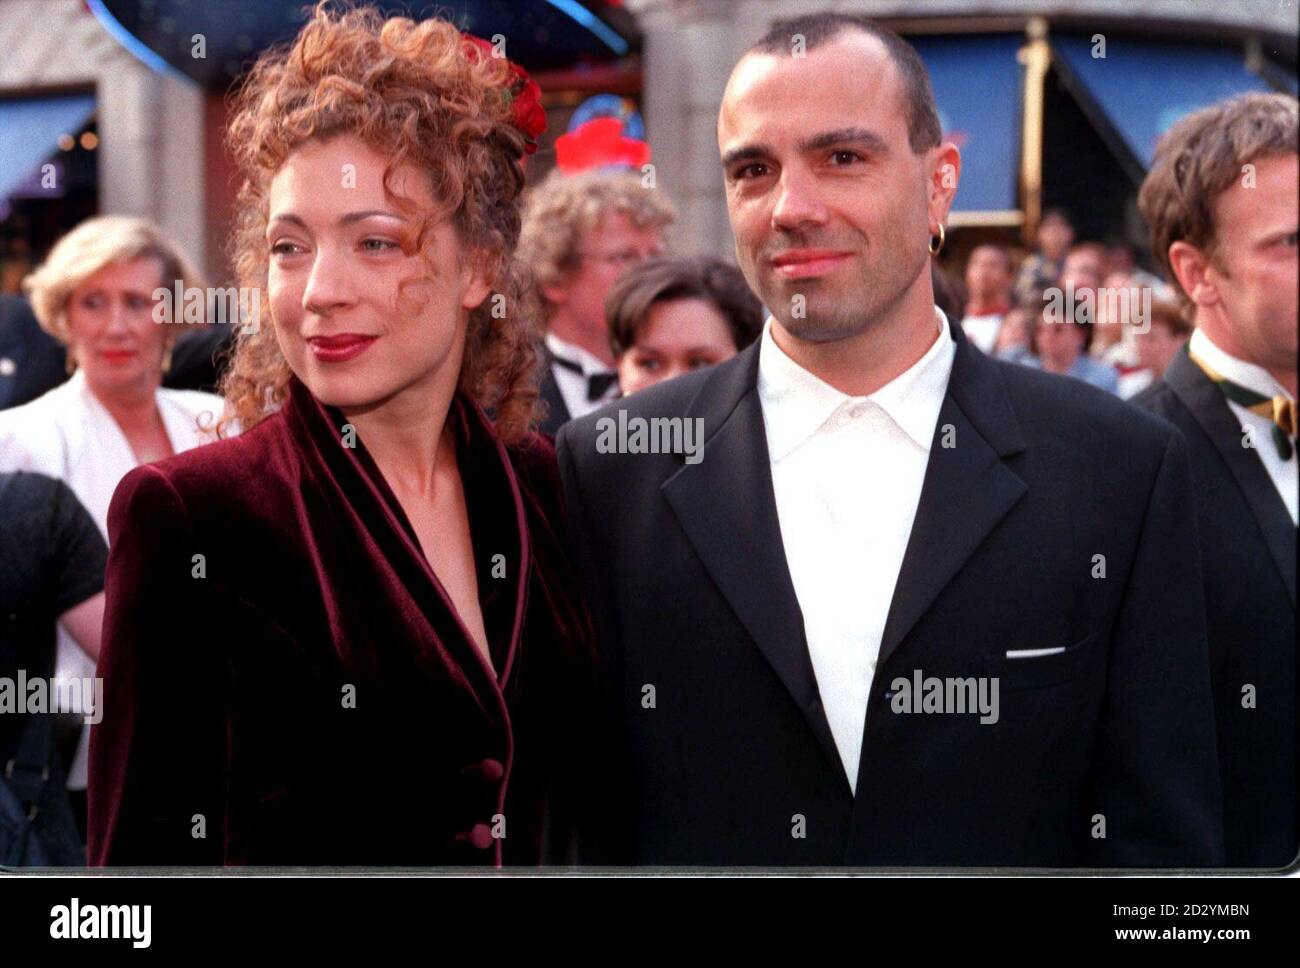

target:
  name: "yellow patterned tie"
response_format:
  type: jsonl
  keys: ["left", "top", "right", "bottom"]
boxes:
{"left": 1189, "top": 350, "right": 1296, "bottom": 461}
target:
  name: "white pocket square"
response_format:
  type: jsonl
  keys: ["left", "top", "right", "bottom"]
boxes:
{"left": 1004, "top": 646, "right": 1067, "bottom": 660}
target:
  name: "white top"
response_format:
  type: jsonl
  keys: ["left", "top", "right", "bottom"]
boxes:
{"left": 1189, "top": 328, "right": 1298, "bottom": 525}
{"left": 545, "top": 331, "right": 619, "bottom": 421}
{"left": 757, "top": 307, "right": 956, "bottom": 793}
{"left": 960, "top": 311, "right": 1003, "bottom": 354}
{"left": 0, "top": 371, "right": 226, "bottom": 788}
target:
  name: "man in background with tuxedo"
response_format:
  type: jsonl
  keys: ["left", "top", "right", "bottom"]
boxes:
{"left": 1133, "top": 92, "right": 1297, "bottom": 868}
{"left": 519, "top": 170, "right": 674, "bottom": 435}
{"left": 558, "top": 13, "right": 1221, "bottom": 866}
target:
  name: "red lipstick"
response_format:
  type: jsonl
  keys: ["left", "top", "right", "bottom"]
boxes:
{"left": 307, "top": 334, "right": 378, "bottom": 363}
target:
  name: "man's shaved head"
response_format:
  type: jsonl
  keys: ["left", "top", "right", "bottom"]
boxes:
{"left": 746, "top": 12, "right": 942, "bottom": 155}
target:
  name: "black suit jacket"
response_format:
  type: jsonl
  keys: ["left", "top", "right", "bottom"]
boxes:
{"left": 162, "top": 323, "right": 236, "bottom": 395}
{"left": 558, "top": 322, "right": 1223, "bottom": 867}
{"left": 1132, "top": 347, "right": 1296, "bottom": 868}
{"left": 0, "top": 295, "right": 66, "bottom": 410}
{"left": 537, "top": 346, "right": 572, "bottom": 437}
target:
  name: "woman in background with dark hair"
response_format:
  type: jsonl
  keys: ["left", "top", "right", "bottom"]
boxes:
{"left": 88, "top": 3, "right": 594, "bottom": 867}
{"left": 607, "top": 256, "right": 764, "bottom": 396}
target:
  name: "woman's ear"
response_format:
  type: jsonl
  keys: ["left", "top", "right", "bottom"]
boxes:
{"left": 459, "top": 247, "right": 496, "bottom": 311}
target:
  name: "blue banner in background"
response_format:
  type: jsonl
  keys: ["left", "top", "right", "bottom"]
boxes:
{"left": 1052, "top": 34, "right": 1276, "bottom": 169}
{"left": 911, "top": 34, "right": 1024, "bottom": 213}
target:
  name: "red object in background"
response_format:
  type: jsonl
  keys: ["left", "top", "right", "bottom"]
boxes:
{"left": 555, "top": 116, "right": 650, "bottom": 173}
{"left": 461, "top": 32, "right": 547, "bottom": 154}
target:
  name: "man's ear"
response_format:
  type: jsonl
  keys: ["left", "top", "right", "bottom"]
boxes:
{"left": 927, "top": 141, "right": 962, "bottom": 227}
{"left": 1167, "top": 240, "right": 1222, "bottom": 310}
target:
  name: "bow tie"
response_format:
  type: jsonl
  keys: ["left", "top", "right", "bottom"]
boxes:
{"left": 1190, "top": 350, "right": 1296, "bottom": 461}
{"left": 551, "top": 354, "right": 619, "bottom": 402}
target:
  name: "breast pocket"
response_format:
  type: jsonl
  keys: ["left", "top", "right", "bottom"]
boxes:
{"left": 982, "top": 631, "right": 1100, "bottom": 692}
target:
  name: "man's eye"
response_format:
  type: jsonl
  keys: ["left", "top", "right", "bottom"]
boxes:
{"left": 635, "top": 357, "right": 660, "bottom": 372}
{"left": 1281, "top": 232, "right": 1298, "bottom": 248}
{"left": 829, "top": 150, "right": 861, "bottom": 166}
{"left": 734, "top": 163, "right": 768, "bottom": 181}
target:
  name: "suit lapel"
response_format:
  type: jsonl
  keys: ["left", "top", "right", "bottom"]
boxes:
{"left": 661, "top": 346, "right": 850, "bottom": 792}
{"left": 538, "top": 347, "right": 571, "bottom": 436}
{"left": 1164, "top": 347, "right": 1296, "bottom": 607}
{"left": 876, "top": 330, "right": 1028, "bottom": 672}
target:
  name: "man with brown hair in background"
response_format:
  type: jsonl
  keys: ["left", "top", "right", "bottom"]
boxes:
{"left": 1133, "top": 91, "right": 1298, "bottom": 868}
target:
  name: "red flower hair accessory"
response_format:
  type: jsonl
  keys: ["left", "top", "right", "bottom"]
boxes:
{"left": 461, "top": 33, "right": 546, "bottom": 155}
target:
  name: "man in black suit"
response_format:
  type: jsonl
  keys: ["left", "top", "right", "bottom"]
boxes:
{"left": 0, "top": 294, "right": 66, "bottom": 410}
{"left": 558, "top": 13, "right": 1221, "bottom": 866}
{"left": 1132, "top": 92, "right": 1297, "bottom": 868}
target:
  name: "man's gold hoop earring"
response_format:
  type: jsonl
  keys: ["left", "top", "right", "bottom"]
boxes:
{"left": 928, "top": 223, "right": 946, "bottom": 257}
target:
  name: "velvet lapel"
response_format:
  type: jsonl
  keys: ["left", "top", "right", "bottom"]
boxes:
{"left": 661, "top": 345, "right": 850, "bottom": 793}
{"left": 1163, "top": 347, "right": 1296, "bottom": 608}
{"left": 281, "top": 375, "right": 531, "bottom": 724}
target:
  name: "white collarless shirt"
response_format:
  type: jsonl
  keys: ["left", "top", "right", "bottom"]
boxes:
{"left": 757, "top": 307, "right": 956, "bottom": 793}
{"left": 544, "top": 332, "right": 619, "bottom": 421}
{"left": 1188, "top": 329, "right": 1298, "bottom": 525}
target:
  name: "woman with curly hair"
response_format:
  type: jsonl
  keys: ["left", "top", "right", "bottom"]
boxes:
{"left": 88, "top": 3, "right": 595, "bottom": 866}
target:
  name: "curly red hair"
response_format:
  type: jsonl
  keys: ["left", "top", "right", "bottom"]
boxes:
{"left": 219, "top": 1, "right": 540, "bottom": 441}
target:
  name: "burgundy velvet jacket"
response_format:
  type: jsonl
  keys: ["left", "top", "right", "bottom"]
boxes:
{"left": 88, "top": 376, "right": 596, "bottom": 867}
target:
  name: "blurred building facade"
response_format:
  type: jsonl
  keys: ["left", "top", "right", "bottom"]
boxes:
{"left": 0, "top": 0, "right": 205, "bottom": 288}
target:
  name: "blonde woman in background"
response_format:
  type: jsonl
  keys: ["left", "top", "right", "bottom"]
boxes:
{"left": 0, "top": 215, "right": 226, "bottom": 830}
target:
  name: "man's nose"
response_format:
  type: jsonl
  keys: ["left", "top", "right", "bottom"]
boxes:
{"left": 771, "top": 167, "right": 828, "bottom": 230}
{"left": 302, "top": 248, "right": 357, "bottom": 315}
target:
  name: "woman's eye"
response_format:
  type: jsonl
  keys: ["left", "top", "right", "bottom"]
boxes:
{"left": 126, "top": 295, "right": 149, "bottom": 310}
{"left": 81, "top": 293, "right": 104, "bottom": 309}
{"left": 361, "top": 238, "right": 398, "bottom": 253}
{"left": 270, "top": 241, "right": 301, "bottom": 256}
